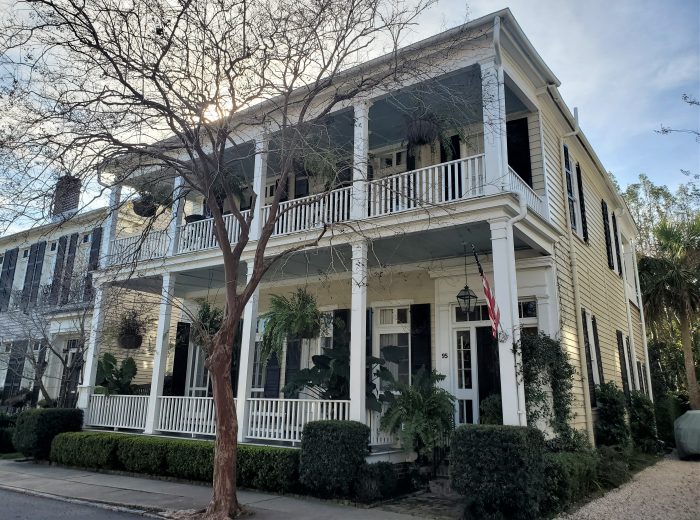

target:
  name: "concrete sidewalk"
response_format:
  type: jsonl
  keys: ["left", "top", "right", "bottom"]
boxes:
{"left": 0, "top": 459, "right": 421, "bottom": 519}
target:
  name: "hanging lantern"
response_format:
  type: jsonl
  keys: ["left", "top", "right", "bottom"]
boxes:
{"left": 456, "top": 243, "right": 477, "bottom": 313}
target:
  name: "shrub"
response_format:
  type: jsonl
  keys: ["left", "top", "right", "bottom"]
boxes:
{"left": 594, "top": 382, "right": 630, "bottom": 447}
{"left": 13, "top": 408, "right": 82, "bottom": 459}
{"left": 541, "top": 451, "right": 598, "bottom": 516}
{"left": 478, "top": 394, "right": 502, "bottom": 425}
{"left": 654, "top": 391, "right": 689, "bottom": 446}
{"left": 450, "top": 425, "right": 546, "bottom": 520}
{"left": 354, "top": 462, "right": 400, "bottom": 503}
{"left": 545, "top": 428, "right": 591, "bottom": 453}
{"left": 50, "top": 432, "right": 300, "bottom": 493}
{"left": 594, "top": 445, "right": 631, "bottom": 489}
{"left": 299, "top": 420, "right": 369, "bottom": 497}
{"left": 50, "top": 432, "right": 121, "bottom": 468}
{"left": 0, "top": 427, "right": 15, "bottom": 453}
{"left": 0, "top": 413, "right": 17, "bottom": 427}
{"left": 629, "top": 391, "right": 658, "bottom": 453}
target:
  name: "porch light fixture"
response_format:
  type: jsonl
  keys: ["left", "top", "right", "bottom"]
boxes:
{"left": 456, "top": 244, "right": 477, "bottom": 313}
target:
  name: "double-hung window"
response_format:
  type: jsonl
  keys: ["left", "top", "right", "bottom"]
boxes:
{"left": 376, "top": 306, "right": 410, "bottom": 386}
{"left": 581, "top": 310, "right": 604, "bottom": 407}
{"left": 564, "top": 145, "right": 588, "bottom": 241}
{"left": 602, "top": 200, "right": 622, "bottom": 274}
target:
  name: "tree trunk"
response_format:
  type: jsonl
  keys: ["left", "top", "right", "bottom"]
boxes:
{"left": 204, "top": 323, "right": 243, "bottom": 519}
{"left": 679, "top": 310, "right": 700, "bottom": 409}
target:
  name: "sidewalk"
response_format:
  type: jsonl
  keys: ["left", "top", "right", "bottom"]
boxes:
{"left": 0, "top": 459, "right": 421, "bottom": 519}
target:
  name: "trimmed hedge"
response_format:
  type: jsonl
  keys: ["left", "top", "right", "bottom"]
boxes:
{"left": 50, "top": 432, "right": 299, "bottom": 493}
{"left": 594, "top": 382, "right": 630, "bottom": 447}
{"left": 450, "top": 425, "right": 546, "bottom": 520}
{"left": 354, "top": 462, "right": 400, "bottom": 503}
{"left": 542, "top": 451, "right": 598, "bottom": 516}
{"left": 13, "top": 408, "right": 83, "bottom": 459}
{"left": 299, "top": 420, "right": 370, "bottom": 497}
{"left": 0, "top": 427, "right": 15, "bottom": 453}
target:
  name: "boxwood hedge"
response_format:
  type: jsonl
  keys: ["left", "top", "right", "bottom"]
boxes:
{"left": 13, "top": 408, "right": 83, "bottom": 459}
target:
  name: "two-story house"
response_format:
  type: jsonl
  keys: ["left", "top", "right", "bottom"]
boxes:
{"left": 60, "top": 9, "right": 651, "bottom": 447}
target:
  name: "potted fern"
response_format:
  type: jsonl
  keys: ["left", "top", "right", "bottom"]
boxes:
{"left": 261, "top": 288, "right": 323, "bottom": 361}
{"left": 191, "top": 299, "right": 224, "bottom": 350}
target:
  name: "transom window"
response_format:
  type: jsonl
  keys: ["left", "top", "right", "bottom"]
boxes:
{"left": 455, "top": 299, "right": 538, "bottom": 323}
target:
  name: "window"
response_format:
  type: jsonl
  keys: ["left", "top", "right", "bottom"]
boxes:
{"left": 23, "top": 249, "right": 29, "bottom": 258}
{"left": 50, "top": 242, "right": 57, "bottom": 251}
{"left": 625, "top": 336, "right": 636, "bottom": 391}
{"left": 612, "top": 213, "right": 622, "bottom": 277}
{"left": 564, "top": 146, "right": 587, "bottom": 240}
{"left": 251, "top": 342, "right": 266, "bottom": 396}
{"left": 616, "top": 330, "right": 630, "bottom": 398}
{"left": 82, "top": 234, "right": 90, "bottom": 243}
{"left": 602, "top": 200, "right": 621, "bottom": 273}
{"left": 582, "top": 310, "right": 604, "bottom": 407}
{"left": 376, "top": 306, "right": 411, "bottom": 386}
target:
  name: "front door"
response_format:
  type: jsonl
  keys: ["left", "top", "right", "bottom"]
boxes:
{"left": 453, "top": 328, "right": 478, "bottom": 424}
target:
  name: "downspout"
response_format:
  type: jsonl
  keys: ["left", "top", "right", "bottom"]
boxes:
{"left": 549, "top": 84, "right": 595, "bottom": 441}
{"left": 616, "top": 206, "right": 641, "bottom": 391}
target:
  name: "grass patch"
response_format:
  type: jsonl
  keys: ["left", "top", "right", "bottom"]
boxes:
{"left": 0, "top": 452, "right": 23, "bottom": 460}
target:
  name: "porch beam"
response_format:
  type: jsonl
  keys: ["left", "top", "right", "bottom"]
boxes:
{"left": 480, "top": 58, "right": 508, "bottom": 194}
{"left": 489, "top": 218, "right": 526, "bottom": 426}
{"left": 144, "top": 272, "right": 176, "bottom": 434}
{"left": 235, "top": 263, "right": 259, "bottom": 442}
{"left": 349, "top": 240, "right": 368, "bottom": 421}
{"left": 351, "top": 100, "right": 371, "bottom": 220}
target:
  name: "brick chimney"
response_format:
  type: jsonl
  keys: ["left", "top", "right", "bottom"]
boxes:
{"left": 51, "top": 175, "right": 81, "bottom": 218}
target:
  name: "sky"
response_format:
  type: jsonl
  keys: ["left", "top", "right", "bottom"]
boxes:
{"left": 411, "top": 0, "right": 700, "bottom": 190}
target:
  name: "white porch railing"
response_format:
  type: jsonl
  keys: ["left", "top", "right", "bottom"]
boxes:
{"left": 367, "top": 409, "right": 399, "bottom": 446}
{"left": 246, "top": 398, "right": 350, "bottom": 443}
{"left": 507, "top": 166, "right": 547, "bottom": 219}
{"left": 109, "top": 230, "right": 170, "bottom": 266}
{"left": 85, "top": 394, "right": 149, "bottom": 430}
{"left": 157, "top": 396, "right": 220, "bottom": 436}
{"left": 176, "top": 210, "right": 250, "bottom": 254}
{"left": 261, "top": 186, "right": 352, "bottom": 236}
{"left": 368, "top": 155, "right": 485, "bottom": 217}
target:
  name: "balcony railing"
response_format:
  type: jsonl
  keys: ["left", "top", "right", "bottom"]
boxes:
{"left": 107, "top": 155, "right": 545, "bottom": 265}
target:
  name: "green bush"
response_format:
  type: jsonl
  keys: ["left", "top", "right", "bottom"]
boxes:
{"left": 299, "top": 420, "right": 369, "bottom": 497}
{"left": 594, "top": 445, "right": 631, "bottom": 489}
{"left": 450, "top": 425, "right": 546, "bottom": 520}
{"left": 629, "top": 391, "right": 658, "bottom": 453}
{"left": 0, "top": 413, "right": 17, "bottom": 427}
{"left": 478, "top": 394, "right": 503, "bottom": 425}
{"left": 594, "top": 382, "right": 630, "bottom": 447}
{"left": 0, "top": 427, "right": 15, "bottom": 453}
{"left": 50, "top": 432, "right": 121, "bottom": 468}
{"left": 13, "top": 408, "right": 83, "bottom": 459}
{"left": 545, "top": 428, "right": 591, "bottom": 453}
{"left": 654, "top": 391, "right": 689, "bottom": 446}
{"left": 50, "top": 432, "right": 300, "bottom": 493}
{"left": 541, "top": 451, "right": 598, "bottom": 516}
{"left": 354, "top": 462, "right": 400, "bottom": 503}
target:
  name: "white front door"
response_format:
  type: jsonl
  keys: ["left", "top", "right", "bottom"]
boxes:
{"left": 453, "top": 327, "right": 478, "bottom": 424}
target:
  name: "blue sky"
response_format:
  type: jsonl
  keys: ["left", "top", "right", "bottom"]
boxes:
{"left": 412, "top": 0, "right": 700, "bottom": 189}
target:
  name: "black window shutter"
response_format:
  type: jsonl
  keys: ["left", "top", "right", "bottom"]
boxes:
{"left": 49, "top": 236, "right": 67, "bottom": 305}
{"left": 591, "top": 316, "right": 604, "bottom": 384}
{"left": 83, "top": 227, "right": 103, "bottom": 300}
{"left": 171, "top": 322, "right": 191, "bottom": 396}
{"left": 581, "top": 310, "right": 597, "bottom": 407}
{"left": 263, "top": 353, "right": 281, "bottom": 398}
{"left": 284, "top": 339, "right": 302, "bottom": 398}
{"left": 616, "top": 331, "right": 630, "bottom": 398}
{"left": 626, "top": 337, "right": 635, "bottom": 391}
{"left": 612, "top": 213, "right": 622, "bottom": 277}
{"left": 575, "top": 164, "right": 588, "bottom": 241}
{"left": 366, "top": 308, "right": 373, "bottom": 357}
{"left": 602, "top": 201, "right": 614, "bottom": 269}
{"left": 332, "top": 309, "right": 350, "bottom": 352}
{"left": 21, "top": 243, "right": 40, "bottom": 305}
{"left": 410, "top": 304, "right": 432, "bottom": 378}
{"left": 60, "top": 233, "right": 79, "bottom": 304}
{"left": 30, "top": 242, "right": 46, "bottom": 304}
{"left": 0, "top": 248, "right": 19, "bottom": 312}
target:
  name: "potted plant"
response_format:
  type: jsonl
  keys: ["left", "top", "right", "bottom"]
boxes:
{"left": 132, "top": 184, "right": 173, "bottom": 218}
{"left": 95, "top": 353, "right": 138, "bottom": 395}
{"left": 116, "top": 310, "right": 147, "bottom": 349}
{"left": 405, "top": 113, "right": 441, "bottom": 147}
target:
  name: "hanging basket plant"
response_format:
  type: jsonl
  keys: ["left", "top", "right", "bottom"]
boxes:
{"left": 132, "top": 194, "right": 157, "bottom": 218}
{"left": 261, "top": 288, "right": 322, "bottom": 361}
{"left": 191, "top": 299, "right": 224, "bottom": 350}
{"left": 405, "top": 113, "right": 441, "bottom": 147}
{"left": 116, "top": 310, "right": 147, "bottom": 350}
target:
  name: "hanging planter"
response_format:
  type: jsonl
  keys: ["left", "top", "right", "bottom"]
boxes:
{"left": 405, "top": 114, "right": 441, "bottom": 147}
{"left": 115, "top": 310, "right": 147, "bottom": 350}
{"left": 132, "top": 194, "right": 157, "bottom": 218}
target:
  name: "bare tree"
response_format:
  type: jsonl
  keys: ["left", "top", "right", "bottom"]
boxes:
{"left": 0, "top": 0, "right": 488, "bottom": 516}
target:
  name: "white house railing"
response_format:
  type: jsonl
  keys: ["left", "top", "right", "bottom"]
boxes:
{"left": 85, "top": 394, "right": 149, "bottom": 430}
{"left": 176, "top": 210, "right": 250, "bottom": 254}
{"left": 109, "top": 230, "right": 170, "bottom": 266}
{"left": 156, "top": 396, "right": 220, "bottom": 436}
{"left": 367, "top": 408, "right": 400, "bottom": 446}
{"left": 245, "top": 398, "right": 350, "bottom": 443}
{"left": 368, "top": 154, "right": 485, "bottom": 217}
{"left": 507, "top": 166, "right": 547, "bottom": 219}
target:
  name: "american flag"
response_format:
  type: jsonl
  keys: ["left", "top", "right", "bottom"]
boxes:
{"left": 473, "top": 247, "right": 500, "bottom": 340}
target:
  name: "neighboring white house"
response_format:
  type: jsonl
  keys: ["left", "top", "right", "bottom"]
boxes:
{"left": 3, "top": 9, "right": 652, "bottom": 448}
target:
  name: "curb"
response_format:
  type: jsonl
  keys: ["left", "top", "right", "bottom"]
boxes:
{"left": 0, "top": 482, "right": 166, "bottom": 518}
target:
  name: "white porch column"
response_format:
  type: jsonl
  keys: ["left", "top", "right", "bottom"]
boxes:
{"left": 144, "top": 272, "right": 176, "bottom": 434}
{"left": 351, "top": 100, "right": 370, "bottom": 220}
{"left": 167, "top": 176, "right": 186, "bottom": 255}
{"left": 236, "top": 263, "right": 259, "bottom": 442}
{"left": 251, "top": 130, "right": 268, "bottom": 241}
{"left": 77, "top": 185, "right": 122, "bottom": 411}
{"left": 480, "top": 58, "right": 508, "bottom": 193}
{"left": 349, "top": 240, "right": 368, "bottom": 421}
{"left": 489, "top": 218, "right": 526, "bottom": 426}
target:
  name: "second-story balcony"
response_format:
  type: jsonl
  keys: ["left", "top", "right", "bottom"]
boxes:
{"left": 107, "top": 154, "right": 546, "bottom": 267}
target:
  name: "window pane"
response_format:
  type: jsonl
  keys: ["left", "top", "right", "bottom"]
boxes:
{"left": 396, "top": 308, "right": 408, "bottom": 324}
{"left": 455, "top": 330, "right": 472, "bottom": 389}
{"left": 380, "top": 333, "right": 409, "bottom": 385}
{"left": 379, "top": 309, "right": 393, "bottom": 325}
{"left": 455, "top": 307, "right": 468, "bottom": 322}
{"left": 519, "top": 300, "right": 537, "bottom": 318}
